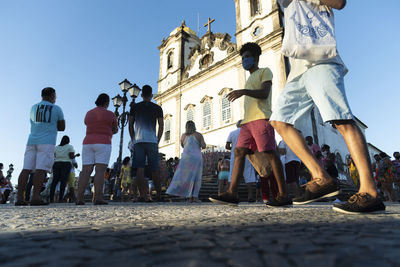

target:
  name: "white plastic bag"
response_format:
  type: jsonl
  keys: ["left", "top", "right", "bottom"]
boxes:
{"left": 281, "top": 0, "right": 337, "bottom": 61}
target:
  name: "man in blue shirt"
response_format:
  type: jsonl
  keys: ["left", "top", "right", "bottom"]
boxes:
{"left": 15, "top": 87, "right": 65, "bottom": 206}
{"left": 129, "top": 85, "right": 164, "bottom": 201}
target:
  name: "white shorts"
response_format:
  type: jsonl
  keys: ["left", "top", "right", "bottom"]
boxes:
{"left": 23, "top": 144, "right": 55, "bottom": 172}
{"left": 270, "top": 63, "right": 353, "bottom": 126}
{"left": 82, "top": 144, "right": 112, "bottom": 165}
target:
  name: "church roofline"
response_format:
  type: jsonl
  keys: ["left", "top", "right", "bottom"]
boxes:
{"left": 155, "top": 28, "right": 284, "bottom": 102}
{"left": 367, "top": 143, "right": 384, "bottom": 154}
{"left": 158, "top": 24, "right": 200, "bottom": 50}
{"left": 155, "top": 49, "right": 240, "bottom": 102}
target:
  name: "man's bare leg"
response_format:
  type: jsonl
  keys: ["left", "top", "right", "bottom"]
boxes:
{"left": 31, "top": 170, "right": 47, "bottom": 202}
{"left": 334, "top": 121, "right": 377, "bottom": 198}
{"left": 16, "top": 169, "right": 31, "bottom": 203}
{"left": 136, "top": 168, "right": 148, "bottom": 200}
{"left": 258, "top": 151, "right": 288, "bottom": 196}
{"left": 246, "top": 183, "right": 255, "bottom": 201}
{"left": 270, "top": 121, "right": 332, "bottom": 184}
{"left": 152, "top": 171, "right": 161, "bottom": 199}
{"left": 227, "top": 147, "right": 250, "bottom": 196}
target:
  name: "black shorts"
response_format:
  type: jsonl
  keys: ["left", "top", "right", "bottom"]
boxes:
{"left": 285, "top": 161, "right": 300, "bottom": 184}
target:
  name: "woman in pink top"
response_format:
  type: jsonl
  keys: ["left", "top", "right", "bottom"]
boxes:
{"left": 76, "top": 93, "right": 118, "bottom": 205}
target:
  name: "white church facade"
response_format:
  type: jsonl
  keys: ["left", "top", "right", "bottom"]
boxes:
{"left": 154, "top": 0, "right": 381, "bottom": 175}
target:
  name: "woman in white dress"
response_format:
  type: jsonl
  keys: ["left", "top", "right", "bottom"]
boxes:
{"left": 166, "top": 121, "right": 206, "bottom": 202}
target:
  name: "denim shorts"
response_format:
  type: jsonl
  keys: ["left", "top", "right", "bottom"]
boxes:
{"left": 270, "top": 63, "right": 353, "bottom": 127}
{"left": 218, "top": 171, "right": 229, "bottom": 180}
{"left": 133, "top": 142, "right": 159, "bottom": 171}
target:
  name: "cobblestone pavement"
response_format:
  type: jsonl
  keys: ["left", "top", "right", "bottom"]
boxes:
{"left": 1, "top": 202, "right": 400, "bottom": 267}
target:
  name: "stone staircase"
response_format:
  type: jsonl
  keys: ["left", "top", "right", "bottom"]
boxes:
{"left": 197, "top": 175, "right": 252, "bottom": 202}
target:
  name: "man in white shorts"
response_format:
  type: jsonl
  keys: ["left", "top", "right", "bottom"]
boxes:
{"left": 15, "top": 87, "right": 65, "bottom": 206}
{"left": 270, "top": 0, "right": 384, "bottom": 214}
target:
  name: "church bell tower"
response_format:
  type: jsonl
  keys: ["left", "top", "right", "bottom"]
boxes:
{"left": 157, "top": 21, "right": 200, "bottom": 95}
{"left": 234, "top": 0, "right": 282, "bottom": 47}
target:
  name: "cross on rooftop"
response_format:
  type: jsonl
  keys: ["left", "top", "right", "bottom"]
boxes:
{"left": 204, "top": 17, "right": 215, "bottom": 33}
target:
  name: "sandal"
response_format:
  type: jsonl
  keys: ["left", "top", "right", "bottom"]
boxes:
{"left": 137, "top": 197, "right": 153, "bottom": 203}
{"left": 29, "top": 200, "right": 49, "bottom": 206}
{"left": 15, "top": 200, "right": 28, "bottom": 206}
{"left": 94, "top": 200, "right": 108, "bottom": 205}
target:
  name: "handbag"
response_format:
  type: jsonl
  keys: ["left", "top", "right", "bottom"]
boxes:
{"left": 281, "top": 0, "right": 337, "bottom": 61}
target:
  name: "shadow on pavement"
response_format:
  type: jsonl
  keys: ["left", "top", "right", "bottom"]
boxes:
{"left": 1, "top": 216, "right": 400, "bottom": 267}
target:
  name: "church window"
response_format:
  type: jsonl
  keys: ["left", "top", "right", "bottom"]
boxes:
{"left": 203, "top": 102, "right": 212, "bottom": 129}
{"left": 253, "top": 26, "right": 261, "bottom": 36}
{"left": 187, "top": 108, "right": 194, "bottom": 122}
{"left": 201, "top": 55, "right": 210, "bottom": 66}
{"left": 250, "top": 0, "right": 260, "bottom": 17}
{"left": 164, "top": 118, "right": 171, "bottom": 142}
{"left": 200, "top": 53, "right": 213, "bottom": 69}
{"left": 221, "top": 94, "right": 231, "bottom": 122}
{"left": 167, "top": 52, "right": 173, "bottom": 69}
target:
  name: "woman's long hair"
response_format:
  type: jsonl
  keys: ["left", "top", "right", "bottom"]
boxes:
{"left": 59, "top": 135, "right": 70, "bottom": 146}
{"left": 185, "top": 121, "right": 196, "bottom": 135}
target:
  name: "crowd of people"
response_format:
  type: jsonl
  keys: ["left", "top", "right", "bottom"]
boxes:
{"left": 5, "top": 0, "right": 399, "bottom": 216}
{"left": 372, "top": 152, "right": 400, "bottom": 202}
{"left": 0, "top": 163, "right": 14, "bottom": 204}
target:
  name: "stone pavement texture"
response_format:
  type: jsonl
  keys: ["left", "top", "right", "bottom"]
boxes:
{"left": 1, "top": 202, "right": 400, "bottom": 267}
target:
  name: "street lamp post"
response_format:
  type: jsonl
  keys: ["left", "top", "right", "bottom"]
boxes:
{"left": 112, "top": 79, "right": 141, "bottom": 177}
{"left": 6, "top": 164, "right": 14, "bottom": 180}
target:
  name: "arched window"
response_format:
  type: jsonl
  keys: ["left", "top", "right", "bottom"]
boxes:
{"left": 203, "top": 102, "right": 211, "bottom": 129}
{"left": 164, "top": 118, "right": 171, "bottom": 142}
{"left": 187, "top": 108, "right": 194, "bottom": 122}
{"left": 167, "top": 52, "right": 173, "bottom": 69}
{"left": 221, "top": 93, "right": 231, "bottom": 122}
{"left": 250, "top": 0, "right": 260, "bottom": 16}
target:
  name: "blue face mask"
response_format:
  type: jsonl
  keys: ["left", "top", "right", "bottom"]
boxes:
{"left": 242, "top": 57, "right": 255, "bottom": 70}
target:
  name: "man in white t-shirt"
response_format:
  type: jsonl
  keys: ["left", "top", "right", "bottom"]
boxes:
{"left": 279, "top": 140, "right": 301, "bottom": 197}
{"left": 270, "top": 0, "right": 384, "bottom": 214}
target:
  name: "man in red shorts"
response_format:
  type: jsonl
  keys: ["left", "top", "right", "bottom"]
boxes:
{"left": 209, "top": 42, "right": 291, "bottom": 206}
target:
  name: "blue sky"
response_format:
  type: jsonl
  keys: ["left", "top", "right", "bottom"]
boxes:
{"left": 1, "top": 1, "right": 399, "bottom": 184}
